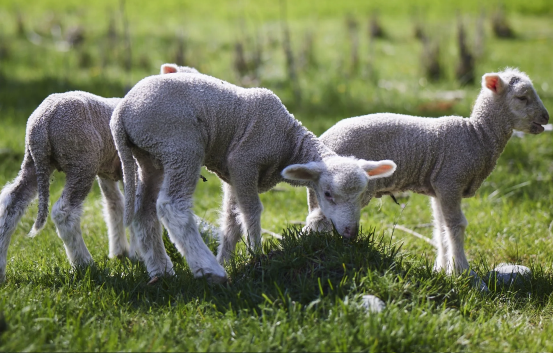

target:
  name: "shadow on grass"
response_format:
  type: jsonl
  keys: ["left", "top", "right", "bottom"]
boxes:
{"left": 8, "top": 226, "right": 553, "bottom": 318}
{"left": 7, "top": 227, "right": 494, "bottom": 315}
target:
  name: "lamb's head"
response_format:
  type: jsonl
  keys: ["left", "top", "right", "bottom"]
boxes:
{"left": 482, "top": 69, "right": 549, "bottom": 134}
{"left": 160, "top": 63, "right": 200, "bottom": 74}
{"left": 282, "top": 156, "right": 396, "bottom": 238}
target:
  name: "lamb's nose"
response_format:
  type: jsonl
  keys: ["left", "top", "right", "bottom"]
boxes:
{"left": 343, "top": 225, "right": 359, "bottom": 238}
{"left": 544, "top": 111, "right": 550, "bottom": 124}
{"left": 344, "top": 227, "right": 352, "bottom": 238}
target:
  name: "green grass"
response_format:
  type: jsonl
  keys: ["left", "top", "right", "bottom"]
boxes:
{"left": 1, "top": 0, "right": 553, "bottom": 351}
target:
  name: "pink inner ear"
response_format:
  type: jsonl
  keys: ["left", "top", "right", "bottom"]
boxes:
{"left": 367, "top": 164, "right": 393, "bottom": 176}
{"left": 162, "top": 65, "right": 177, "bottom": 74}
{"left": 485, "top": 75, "right": 499, "bottom": 92}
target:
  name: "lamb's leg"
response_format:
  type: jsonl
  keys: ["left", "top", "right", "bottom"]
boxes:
{"left": 217, "top": 182, "right": 243, "bottom": 264}
{"left": 131, "top": 157, "right": 173, "bottom": 277}
{"left": 51, "top": 170, "right": 96, "bottom": 266}
{"left": 97, "top": 177, "right": 130, "bottom": 259}
{"left": 0, "top": 155, "right": 39, "bottom": 282}
{"left": 307, "top": 187, "right": 320, "bottom": 213}
{"left": 436, "top": 196, "right": 469, "bottom": 275}
{"left": 156, "top": 166, "right": 227, "bottom": 283}
{"left": 231, "top": 178, "right": 263, "bottom": 255}
{"left": 303, "top": 187, "right": 333, "bottom": 233}
{"left": 430, "top": 197, "right": 448, "bottom": 272}
{"left": 128, "top": 218, "right": 140, "bottom": 260}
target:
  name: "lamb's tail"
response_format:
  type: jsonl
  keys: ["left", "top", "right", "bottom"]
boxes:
{"left": 27, "top": 118, "right": 52, "bottom": 237}
{"left": 110, "top": 106, "right": 137, "bottom": 227}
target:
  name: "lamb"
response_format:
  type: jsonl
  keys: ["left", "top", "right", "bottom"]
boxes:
{"left": 304, "top": 68, "right": 549, "bottom": 280}
{"left": 110, "top": 72, "right": 397, "bottom": 283}
{"left": 0, "top": 64, "right": 200, "bottom": 282}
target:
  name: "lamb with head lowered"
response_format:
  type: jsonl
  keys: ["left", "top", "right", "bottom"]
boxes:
{"left": 304, "top": 68, "right": 549, "bottom": 285}
{"left": 110, "top": 72, "right": 396, "bottom": 284}
{"left": 0, "top": 64, "right": 200, "bottom": 282}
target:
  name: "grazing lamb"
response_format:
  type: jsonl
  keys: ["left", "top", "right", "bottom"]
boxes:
{"left": 110, "top": 73, "right": 396, "bottom": 283}
{"left": 305, "top": 68, "right": 549, "bottom": 279}
{"left": 0, "top": 64, "right": 199, "bottom": 282}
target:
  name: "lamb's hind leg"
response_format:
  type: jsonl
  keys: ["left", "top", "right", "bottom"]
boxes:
{"left": 0, "top": 155, "right": 40, "bottom": 281}
{"left": 132, "top": 156, "right": 173, "bottom": 277}
{"left": 217, "top": 182, "right": 243, "bottom": 264}
{"left": 157, "top": 166, "right": 227, "bottom": 283}
{"left": 51, "top": 169, "right": 96, "bottom": 266}
{"left": 97, "top": 177, "right": 130, "bottom": 259}
{"left": 431, "top": 197, "right": 448, "bottom": 272}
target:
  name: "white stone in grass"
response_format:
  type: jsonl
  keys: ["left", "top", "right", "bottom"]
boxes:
{"left": 360, "top": 295, "right": 386, "bottom": 313}
{"left": 487, "top": 263, "right": 531, "bottom": 286}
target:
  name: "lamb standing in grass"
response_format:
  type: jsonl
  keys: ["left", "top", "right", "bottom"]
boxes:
{"left": 0, "top": 64, "right": 199, "bottom": 282}
{"left": 110, "top": 73, "right": 396, "bottom": 283}
{"left": 305, "top": 69, "right": 549, "bottom": 278}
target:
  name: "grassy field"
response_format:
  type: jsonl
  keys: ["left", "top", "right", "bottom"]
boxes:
{"left": 1, "top": 0, "right": 553, "bottom": 351}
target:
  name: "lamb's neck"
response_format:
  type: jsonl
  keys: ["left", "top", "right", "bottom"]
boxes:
{"left": 469, "top": 95, "right": 513, "bottom": 152}
{"left": 288, "top": 128, "right": 335, "bottom": 166}
{"left": 283, "top": 127, "right": 335, "bottom": 188}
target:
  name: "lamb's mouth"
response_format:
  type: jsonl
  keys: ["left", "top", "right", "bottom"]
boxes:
{"left": 532, "top": 122, "right": 545, "bottom": 133}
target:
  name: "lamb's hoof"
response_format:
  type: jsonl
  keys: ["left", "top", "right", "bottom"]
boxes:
{"left": 147, "top": 276, "right": 160, "bottom": 285}
{"left": 304, "top": 211, "right": 333, "bottom": 234}
{"left": 114, "top": 252, "right": 129, "bottom": 260}
{"left": 109, "top": 246, "right": 130, "bottom": 260}
{"left": 205, "top": 273, "right": 228, "bottom": 285}
{"left": 194, "top": 266, "right": 228, "bottom": 285}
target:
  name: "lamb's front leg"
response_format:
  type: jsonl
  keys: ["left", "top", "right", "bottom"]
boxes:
{"left": 436, "top": 195, "right": 469, "bottom": 275}
{"left": 430, "top": 197, "right": 448, "bottom": 272}
{"left": 437, "top": 195, "right": 488, "bottom": 291}
{"left": 157, "top": 166, "right": 226, "bottom": 283}
{"left": 97, "top": 177, "right": 130, "bottom": 259}
{"left": 217, "top": 182, "right": 243, "bottom": 264}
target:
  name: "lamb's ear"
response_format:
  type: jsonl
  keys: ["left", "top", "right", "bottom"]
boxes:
{"left": 161, "top": 63, "right": 178, "bottom": 74}
{"left": 358, "top": 160, "right": 396, "bottom": 180}
{"left": 483, "top": 73, "right": 506, "bottom": 94}
{"left": 281, "top": 162, "right": 322, "bottom": 182}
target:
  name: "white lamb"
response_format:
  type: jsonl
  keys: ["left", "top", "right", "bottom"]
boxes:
{"left": 110, "top": 72, "right": 396, "bottom": 283}
{"left": 304, "top": 68, "right": 549, "bottom": 281}
{"left": 0, "top": 64, "right": 199, "bottom": 282}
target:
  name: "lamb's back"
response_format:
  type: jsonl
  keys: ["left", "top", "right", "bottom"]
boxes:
{"left": 29, "top": 91, "right": 122, "bottom": 179}
{"left": 119, "top": 74, "right": 311, "bottom": 190}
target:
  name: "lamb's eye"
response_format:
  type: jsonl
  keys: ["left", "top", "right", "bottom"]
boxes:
{"left": 516, "top": 96, "right": 527, "bottom": 102}
{"left": 324, "top": 191, "right": 332, "bottom": 198}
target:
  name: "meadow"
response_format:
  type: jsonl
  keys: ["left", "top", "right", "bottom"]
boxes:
{"left": 0, "top": 0, "right": 553, "bottom": 350}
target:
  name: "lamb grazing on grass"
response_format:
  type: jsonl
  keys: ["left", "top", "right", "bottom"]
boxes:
{"left": 0, "top": 64, "right": 200, "bottom": 282}
{"left": 110, "top": 73, "right": 396, "bottom": 283}
{"left": 305, "top": 68, "right": 549, "bottom": 282}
